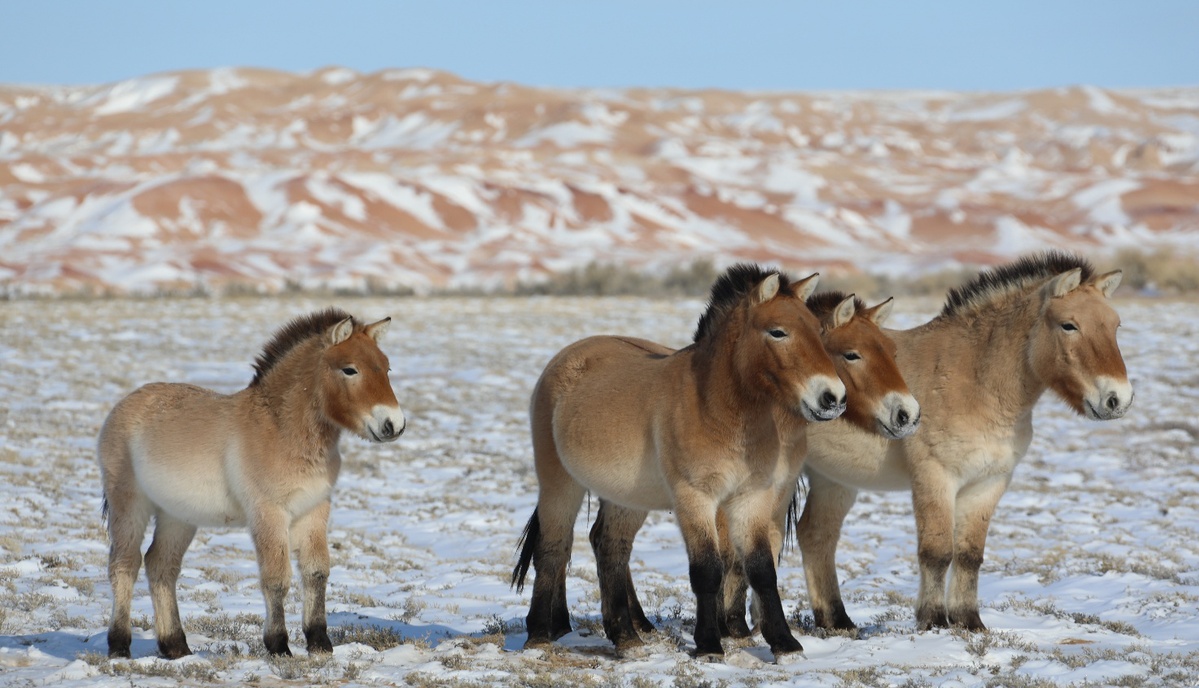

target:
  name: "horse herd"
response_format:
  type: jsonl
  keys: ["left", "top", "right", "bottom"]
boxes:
{"left": 96, "top": 250, "right": 1132, "bottom": 663}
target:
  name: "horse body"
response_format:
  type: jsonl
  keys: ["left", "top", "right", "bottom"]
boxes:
{"left": 798, "top": 253, "right": 1132, "bottom": 632}
{"left": 100, "top": 309, "right": 405, "bottom": 659}
{"left": 514, "top": 265, "right": 846, "bottom": 659}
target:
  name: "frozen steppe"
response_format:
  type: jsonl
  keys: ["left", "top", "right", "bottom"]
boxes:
{"left": 0, "top": 295, "right": 1196, "bottom": 687}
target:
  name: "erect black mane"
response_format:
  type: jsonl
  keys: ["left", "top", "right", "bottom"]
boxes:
{"left": 250, "top": 307, "right": 354, "bottom": 386}
{"left": 941, "top": 251, "right": 1094, "bottom": 318}
{"left": 805, "top": 290, "right": 867, "bottom": 325}
{"left": 693, "top": 263, "right": 793, "bottom": 343}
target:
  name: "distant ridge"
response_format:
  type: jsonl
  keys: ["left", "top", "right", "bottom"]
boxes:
{"left": 1, "top": 68, "right": 1196, "bottom": 295}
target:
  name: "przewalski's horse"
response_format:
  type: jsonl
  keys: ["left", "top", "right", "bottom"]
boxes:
{"left": 512, "top": 264, "right": 846, "bottom": 660}
{"left": 588, "top": 292, "right": 922, "bottom": 644}
{"left": 99, "top": 308, "right": 406, "bottom": 659}
{"left": 797, "top": 252, "right": 1132, "bottom": 632}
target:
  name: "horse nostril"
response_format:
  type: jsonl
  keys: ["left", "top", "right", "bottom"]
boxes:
{"left": 896, "top": 408, "right": 910, "bottom": 426}
{"left": 820, "top": 391, "right": 838, "bottom": 410}
{"left": 1106, "top": 394, "right": 1120, "bottom": 411}
{"left": 381, "top": 419, "right": 394, "bottom": 437}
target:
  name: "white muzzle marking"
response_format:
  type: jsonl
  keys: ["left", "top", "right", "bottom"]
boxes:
{"left": 801, "top": 375, "right": 847, "bottom": 422}
{"left": 364, "top": 404, "right": 406, "bottom": 442}
{"left": 875, "top": 391, "right": 921, "bottom": 439}
{"left": 1084, "top": 375, "right": 1133, "bottom": 421}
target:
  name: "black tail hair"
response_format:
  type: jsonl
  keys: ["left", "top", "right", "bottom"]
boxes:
{"left": 784, "top": 476, "right": 809, "bottom": 556}
{"left": 511, "top": 508, "right": 540, "bottom": 592}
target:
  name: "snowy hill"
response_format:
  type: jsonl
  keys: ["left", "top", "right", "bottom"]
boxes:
{"left": 1, "top": 67, "right": 1197, "bottom": 295}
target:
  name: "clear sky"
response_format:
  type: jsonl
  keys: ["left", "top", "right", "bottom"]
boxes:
{"left": 4, "top": 1, "right": 1197, "bottom": 91}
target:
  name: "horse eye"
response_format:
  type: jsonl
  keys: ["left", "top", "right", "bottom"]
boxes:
{"left": 1060, "top": 323, "right": 1078, "bottom": 332}
{"left": 342, "top": 367, "right": 359, "bottom": 376}
{"left": 843, "top": 352, "right": 862, "bottom": 361}
{"left": 768, "top": 329, "right": 787, "bottom": 339}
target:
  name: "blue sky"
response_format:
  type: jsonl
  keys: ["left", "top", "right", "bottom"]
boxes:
{"left": 4, "top": 1, "right": 1197, "bottom": 91}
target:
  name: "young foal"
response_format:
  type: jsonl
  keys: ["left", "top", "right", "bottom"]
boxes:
{"left": 797, "top": 252, "right": 1132, "bottom": 632}
{"left": 99, "top": 308, "right": 405, "bottom": 659}
{"left": 513, "top": 265, "right": 845, "bottom": 659}
{"left": 589, "top": 292, "right": 922, "bottom": 644}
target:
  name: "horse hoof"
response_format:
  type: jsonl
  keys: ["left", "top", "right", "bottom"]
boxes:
{"left": 950, "top": 610, "right": 987, "bottom": 632}
{"left": 157, "top": 632, "right": 192, "bottom": 660}
{"left": 305, "top": 626, "right": 334, "bottom": 654}
{"left": 264, "top": 633, "right": 292, "bottom": 657}
{"left": 693, "top": 649, "right": 725, "bottom": 662}
{"left": 916, "top": 606, "right": 950, "bottom": 631}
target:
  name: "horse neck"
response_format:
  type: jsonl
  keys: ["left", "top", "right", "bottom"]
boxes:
{"left": 690, "top": 322, "right": 774, "bottom": 427}
{"left": 932, "top": 293, "right": 1047, "bottom": 419}
{"left": 251, "top": 341, "right": 341, "bottom": 454}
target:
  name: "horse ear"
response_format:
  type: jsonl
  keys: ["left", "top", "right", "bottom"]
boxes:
{"left": 1047, "top": 268, "right": 1082, "bottom": 298}
{"left": 756, "top": 273, "right": 780, "bottom": 303}
{"left": 328, "top": 317, "right": 354, "bottom": 345}
{"left": 364, "top": 317, "right": 391, "bottom": 342}
{"left": 1093, "top": 270, "right": 1122, "bottom": 298}
{"left": 791, "top": 273, "right": 820, "bottom": 302}
{"left": 862, "top": 297, "right": 894, "bottom": 327}
{"left": 832, "top": 294, "right": 857, "bottom": 328}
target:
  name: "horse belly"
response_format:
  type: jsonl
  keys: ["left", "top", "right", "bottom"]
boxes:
{"left": 131, "top": 439, "right": 245, "bottom": 527}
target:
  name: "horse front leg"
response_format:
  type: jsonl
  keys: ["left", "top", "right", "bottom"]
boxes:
{"left": 948, "top": 476, "right": 1009, "bottom": 631}
{"left": 725, "top": 494, "right": 803, "bottom": 658}
{"left": 673, "top": 488, "right": 725, "bottom": 658}
{"left": 797, "top": 470, "right": 859, "bottom": 631}
{"left": 292, "top": 500, "right": 333, "bottom": 654}
{"left": 251, "top": 507, "right": 294, "bottom": 656}
{"left": 911, "top": 468, "right": 956, "bottom": 631}
{"left": 716, "top": 509, "right": 752, "bottom": 638}
{"left": 588, "top": 500, "right": 649, "bottom": 652}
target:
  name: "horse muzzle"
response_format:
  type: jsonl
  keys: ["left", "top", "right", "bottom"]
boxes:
{"left": 801, "top": 377, "right": 847, "bottom": 422}
{"left": 365, "top": 405, "right": 407, "bottom": 442}
{"left": 876, "top": 392, "right": 921, "bottom": 439}
{"left": 1083, "top": 376, "right": 1133, "bottom": 421}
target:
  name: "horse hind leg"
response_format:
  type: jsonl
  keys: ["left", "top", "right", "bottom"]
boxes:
{"left": 144, "top": 511, "right": 197, "bottom": 659}
{"left": 589, "top": 500, "right": 649, "bottom": 652}
{"left": 103, "top": 491, "right": 153, "bottom": 658}
{"left": 797, "top": 471, "right": 859, "bottom": 631}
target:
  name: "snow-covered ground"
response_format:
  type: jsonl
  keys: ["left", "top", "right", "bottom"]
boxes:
{"left": 0, "top": 295, "right": 1196, "bottom": 686}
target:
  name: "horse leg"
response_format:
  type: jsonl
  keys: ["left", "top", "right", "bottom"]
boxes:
{"left": 292, "top": 500, "right": 333, "bottom": 654}
{"left": 523, "top": 480, "right": 586, "bottom": 647}
{"left": 796, "top": 470, "right": 859, "bottom": 631}
{"left": 673, "top": 487, "right": 725, "bottom": 658}
{"left": 716, "top": 509, "right": 752, "bottom": 638}
{"left": 103, "top": 491, "right": 152, "bottom": 658}
{"left": 144, "top": 512, "right": 197, "bottom": 659}
{"left": 911, "top": 468, "right": 956, "bottom": 631}
{"left": 948, "top": 476, "right": 1008, "bottom": 632}
{"left": 725, "top": 495, "right": 803, "bottom": 658}
{"left": 251, "top": 507, "right": 294, "bottom": 656}
{"left": 589, "top": 501, "right": 649, "bottom": 652}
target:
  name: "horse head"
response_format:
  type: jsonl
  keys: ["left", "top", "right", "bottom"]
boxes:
{"left": 321, "top": 317, "right": 406, "bottom": 441}
{"left": 1030, "top": 268, "right": 1132, "bottom": 420}
{"left": 738, "top": 271, "right": 846, "bottom": 422}
{"left": 811, "top": 293, "right": 920, "bottom": 439}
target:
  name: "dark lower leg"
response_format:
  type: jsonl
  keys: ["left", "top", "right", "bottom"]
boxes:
{"left": 744, "top": 547, "right": 802, "bottom": 655}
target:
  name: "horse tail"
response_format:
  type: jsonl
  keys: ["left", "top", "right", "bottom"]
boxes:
{"left": 511, "top": 507, "right": 540, "bottom": 592}
{"left": 784, "top": 476, "right": 808, "bottom": 556}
